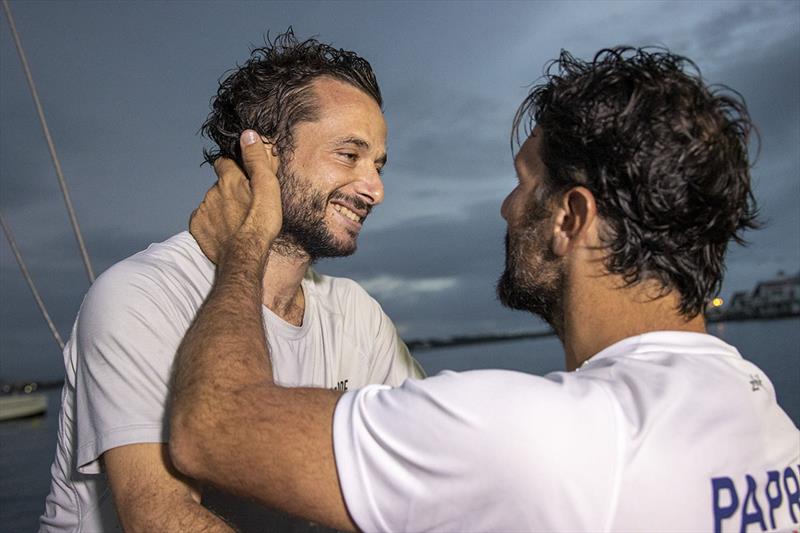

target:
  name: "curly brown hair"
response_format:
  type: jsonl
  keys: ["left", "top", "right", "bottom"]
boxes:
{"left": 201, "top": 28, "right": 382, "bottom": 166}
{"left": 513, "top": 47, "right": 759, "bottom": 317}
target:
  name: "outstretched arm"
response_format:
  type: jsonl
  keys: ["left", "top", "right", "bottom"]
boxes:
{"left": 169, "top": 131, "right": 355, "bottom": 531}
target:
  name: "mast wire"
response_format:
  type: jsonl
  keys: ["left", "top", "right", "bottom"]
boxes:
{"left": 2, "top": 0, "right": 96, "bottom": 283}
{"left": 0, "top": 212, "right": 66, "bottom": 351}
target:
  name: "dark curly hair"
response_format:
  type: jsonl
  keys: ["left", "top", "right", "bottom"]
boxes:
{"left": 512, "top": 47, "right": 759, "bottom": 317}
{"left": 201, "top": 28, "right": 382, "bottom": 166}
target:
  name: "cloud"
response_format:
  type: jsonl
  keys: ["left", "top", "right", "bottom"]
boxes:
{"left": 317, "top": 196, "right": 537, "bottom": 338}
{"left": 359, "top": 275, "right": 459, "bottom": 300}
{"left": 2, "top": 0, "right": 798, "bottom": 382}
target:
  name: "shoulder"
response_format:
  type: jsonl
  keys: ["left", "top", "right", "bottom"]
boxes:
{"left": 417, "top": 368, "right": 615, "bottom": 421}
{"left": 79, "top": 232, "right": 212, "bottom": 334}
{"left": 343, "top": 369, "right": 618, "bottom": 449}
{"left": 334, "top": 369, "right": 620, "bottom": 530}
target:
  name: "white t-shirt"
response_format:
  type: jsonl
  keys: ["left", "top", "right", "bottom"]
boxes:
{"left": 40, "top": 232, "right": 424, "bottom": 532}
{"left": 334, "top": 331, "right": 800, "bottom": 532}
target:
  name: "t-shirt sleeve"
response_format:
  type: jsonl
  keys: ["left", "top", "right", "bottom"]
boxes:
{"left": 332, "top": 369, "right": 619, "bottom": 532}
{"left": 74, "top": 264, "right": 185, "bottom": 474}
{"left": 365, "top": 304, "right": 426, "bottom": 385}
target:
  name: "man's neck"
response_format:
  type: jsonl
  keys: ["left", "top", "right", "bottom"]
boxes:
{"left": 261, "top": 246, "right": 311, "bottom": 327}
{"left": 560, "top": 272, "right": 706, "bottom": 371}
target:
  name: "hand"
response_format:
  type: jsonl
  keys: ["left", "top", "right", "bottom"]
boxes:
{"left": 190, "top": 131, "right": 280, "bottom": 263}
{"left": 190, "top": 158, "right": 252, "bottom": 264}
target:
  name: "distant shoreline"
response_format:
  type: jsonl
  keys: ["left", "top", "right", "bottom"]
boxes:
{"left": 3, "top": 314, "right": 798, "bottom": 391}
{"left": 406, "top": 311, "right": 799, "bottom": 352}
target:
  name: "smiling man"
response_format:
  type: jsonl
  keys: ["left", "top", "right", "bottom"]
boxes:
{"left": 170, "top": 47, "right": 798, "bottom": 532}
{"left": 40, "top": 31, "right": 423, "bottom": 533}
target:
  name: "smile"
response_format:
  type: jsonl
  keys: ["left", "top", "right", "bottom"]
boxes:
{"left": 331, "top": 203, "right": 364, "bottom": 224}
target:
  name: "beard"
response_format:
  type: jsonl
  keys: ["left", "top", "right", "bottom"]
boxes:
{"left": 496, "top": 200, "right": 566, "bottom": 333}
{"left": 271, "top": 160, "right": 371, "bottom": 261}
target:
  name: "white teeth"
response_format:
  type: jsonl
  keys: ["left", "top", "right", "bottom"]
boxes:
{"left": 333, "top": 204, "right": 361, "bottom": 222}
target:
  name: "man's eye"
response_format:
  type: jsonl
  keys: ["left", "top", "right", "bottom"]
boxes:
{"left": 338, "top": 152, "right": 358, "bottom": 162}
{"left": 376, "top": 166, "right": 384, "bottom": 176}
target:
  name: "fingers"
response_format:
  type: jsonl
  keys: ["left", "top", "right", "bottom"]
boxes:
{"left": 213, "top": 157, "right": 248, "bottom": 190}
{"left": 189, "top": 206, "right": 219, "bottom": 264}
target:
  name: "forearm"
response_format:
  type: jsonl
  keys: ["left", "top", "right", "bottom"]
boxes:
{"left": 105, "top": 443, "right": 235, "bottom": 533}
{"left": 168, "top": 229, "right": 350, "bottom": 528}
{"left": 169, "top": 132, "right": 353, "bottom": 529}
{"left": 170, "top": 230, "right": 274, "bottom": 462}
{"left": 116, "top": 497, "right": 234, "bottom": 533}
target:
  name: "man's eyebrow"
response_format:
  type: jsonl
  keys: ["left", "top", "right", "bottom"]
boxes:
{"left": 332, "top": 136, "right": 387, "bottom": 166}
{"left": 332, "top": 136, "right": 371, "bottom": 150}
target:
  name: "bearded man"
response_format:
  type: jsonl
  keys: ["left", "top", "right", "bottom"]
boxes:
{"left": 40, "top": 30, "right": 423, "bottom": 533}
{"left": 170, "top": 47, "right": 798, "bottom": 532}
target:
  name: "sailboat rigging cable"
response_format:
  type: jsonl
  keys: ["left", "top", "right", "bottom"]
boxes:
{"left": 0, "top": 212, "right": 66, "bottom": 351}
{"left": 2, "top": 0, "right": 96, "bottom": 283}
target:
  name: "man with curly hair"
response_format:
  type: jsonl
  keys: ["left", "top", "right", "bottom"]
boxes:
{"left": 172, "top": 47, "right": 798, "bottom": 532}
{"left": 40, "top": 30, "right": 423, "bottom": 533}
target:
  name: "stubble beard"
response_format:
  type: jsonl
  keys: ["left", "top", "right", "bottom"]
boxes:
{"left": 270, "top": 160, "right": 369, "bottom": 261}
{"left": 496, "top": 202, "right": 566, "bottom": 334}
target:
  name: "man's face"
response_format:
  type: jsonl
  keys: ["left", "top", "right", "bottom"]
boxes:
{"left": 497, "top": 129, "right": 566, "bottom": 329}
{"left": 274, "top": 77, "right": 387, "bottom": 260}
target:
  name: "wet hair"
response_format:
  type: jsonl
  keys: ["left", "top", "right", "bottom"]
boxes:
{"left": 201, "top": 28, "right": 382, "bottom": 166}
{"left": 512, "top": 47, "right": 759, "bottom": 317}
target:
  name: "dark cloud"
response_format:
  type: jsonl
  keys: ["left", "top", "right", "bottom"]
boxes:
{"left": 318, "top": 197, "right": 540, "bottom": 338}
{"left": 2, "top": 1, "right": 798, "bottom": 382}
{"left": 1, "top": 222, "right": 171, "bottom": 382}
{"left": 384, "top": 89, "right": 513, "bottom": 186}
{"left": 688, "top": 1, "right": 796, "bottom": 61}
{"left": 0, "top": 164, "right": 56, "bottom": 211}
{"left": 712, "top": 33, "right": 800, "bottom": 155}
{"left": 322, "top": 197, "right": 504, "bottom": 279}
{"left": 702, "top": 32, "right": 800, "bottom": 293}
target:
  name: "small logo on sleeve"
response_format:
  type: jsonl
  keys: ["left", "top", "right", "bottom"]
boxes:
{"left": 749, "top": 374, "right": 763, "bottom": 392}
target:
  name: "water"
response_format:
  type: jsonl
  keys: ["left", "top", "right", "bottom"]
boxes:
{"left": 0, "top": 387, "right": 61, "bottom": 532}
{"left": 2, "top": 318, "right": 798, "bottom": 532}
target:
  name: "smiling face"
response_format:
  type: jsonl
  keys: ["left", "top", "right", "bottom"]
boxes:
{"left": 273, "top": 77, "right": 387, "bottom": 260}
{"left": 497, "top": 129, "right": 566, "bottom": 329}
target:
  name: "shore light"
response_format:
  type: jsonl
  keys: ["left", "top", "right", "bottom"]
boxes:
{"left": 711, "top": 297, "right": 724, "bottom": 308}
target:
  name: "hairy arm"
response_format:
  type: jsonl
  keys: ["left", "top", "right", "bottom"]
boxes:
{"left": 169, "top": 131, "right": 355, "bottom": 531}
{"left": 104, "top": 443, "right": 232, "bottom": 533}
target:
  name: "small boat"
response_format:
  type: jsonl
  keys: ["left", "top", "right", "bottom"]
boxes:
{"left": 0, "top": 393, "right": 48, "bottom": 421}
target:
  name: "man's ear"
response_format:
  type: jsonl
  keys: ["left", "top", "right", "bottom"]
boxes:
{"left": 551, "top": 186, "right": 597, "bottom": 256}
{"left": 257, "top": 135, "right": 281, "bottom": 174}
{"left": 258, "top": 135, "right": 279, "bottom": 156}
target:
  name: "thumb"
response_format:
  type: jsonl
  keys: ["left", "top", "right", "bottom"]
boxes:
{"left": 240, "top": 130, "right": 279, "bottom": 199}
{"left": 239, "top": 130, "right": 282, "bottom": 235}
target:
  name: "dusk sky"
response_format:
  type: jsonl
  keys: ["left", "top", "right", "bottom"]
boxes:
{"left": 2, "top": 1, "right": 798, "bottom": 382}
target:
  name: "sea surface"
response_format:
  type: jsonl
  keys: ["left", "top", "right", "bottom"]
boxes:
{"left": 1, "top": 318, "right": 798, "bottom": 532}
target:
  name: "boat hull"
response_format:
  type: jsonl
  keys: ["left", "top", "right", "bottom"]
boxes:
{"left": 0, "top": 393, "right": 48, "bottom": 421}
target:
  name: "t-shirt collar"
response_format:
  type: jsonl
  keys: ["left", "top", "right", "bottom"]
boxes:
{"left": 580, "top": 330, "right": 742, "bottom": 371}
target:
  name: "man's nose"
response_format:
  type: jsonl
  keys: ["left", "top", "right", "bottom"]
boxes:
{"left": 354, "top": 169, "right": 385, "bottom": 206}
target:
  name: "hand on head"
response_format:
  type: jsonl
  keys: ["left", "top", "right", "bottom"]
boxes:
{"left": 190, "top": 130, "right": 281, "bottom": 264}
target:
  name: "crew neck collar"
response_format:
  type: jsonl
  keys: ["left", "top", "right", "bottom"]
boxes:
{"left": 260, "top": 269, "right": 317, "bottom": 340}
{"left": 578, "top": 331, "right": 741, "bottom": 371}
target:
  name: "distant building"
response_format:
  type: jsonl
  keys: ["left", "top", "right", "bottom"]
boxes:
{"left": 712, "top": 272, "right": 800, "bottom": 320}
